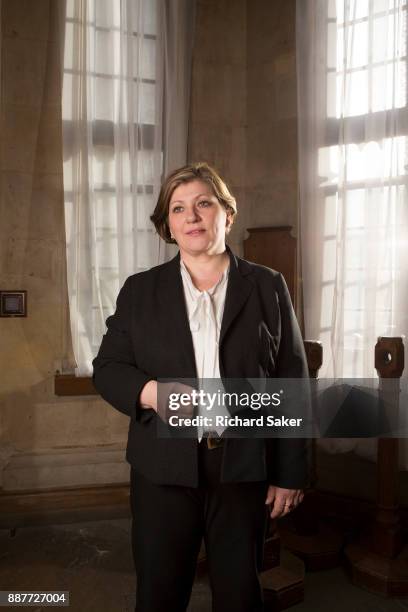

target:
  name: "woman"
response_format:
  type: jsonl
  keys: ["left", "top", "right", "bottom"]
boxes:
{"left": 92, "top": 162, "right": 308, "bottom": 612}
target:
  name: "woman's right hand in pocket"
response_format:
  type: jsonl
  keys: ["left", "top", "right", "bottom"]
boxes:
{"left": 156, "top": 381, "right": 196, "bottom": 424}
{"left": 140, "top": 380, "right": 196, "bottom": 424}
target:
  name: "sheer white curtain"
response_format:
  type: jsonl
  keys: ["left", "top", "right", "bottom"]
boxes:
{"left": 61, "top": 0, "right": 195, "bottom": 375}
{"left": 297, "top": 0, "right": 408, "bottom": 459}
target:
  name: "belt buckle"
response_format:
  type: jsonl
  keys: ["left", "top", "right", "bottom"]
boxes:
{"left": 207, "top": 435, "right": 223, "bottom": 450}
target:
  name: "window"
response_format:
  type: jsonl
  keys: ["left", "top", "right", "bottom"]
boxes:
{"left": 62, "top": 0, "right": 164, "bottom": 373}
{"left": 316, "top": 0, "right": 408, "bottom": 376}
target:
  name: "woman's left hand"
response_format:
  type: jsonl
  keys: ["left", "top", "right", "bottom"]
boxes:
{"left": 265, "top": 485, "right": 304, "bottom": 519}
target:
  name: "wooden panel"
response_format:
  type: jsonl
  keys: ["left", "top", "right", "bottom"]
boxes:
{"left": 243, "top": 226, "right": 297, "bottom": 309}
{"left": 54, "top": 374, "right": 97, "bottom": 396}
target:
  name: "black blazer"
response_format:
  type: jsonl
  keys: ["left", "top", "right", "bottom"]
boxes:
{"left": 92, "top": 245, "right": 309, "bottom": 488}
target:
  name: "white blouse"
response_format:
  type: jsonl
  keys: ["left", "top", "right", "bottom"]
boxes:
{"left": 180, "top": 258, "right": 230, "bottom": 440}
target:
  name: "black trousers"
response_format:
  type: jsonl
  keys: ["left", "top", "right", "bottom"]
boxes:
{"left": 130, "top": 441, "right": 269, "bottom": 612}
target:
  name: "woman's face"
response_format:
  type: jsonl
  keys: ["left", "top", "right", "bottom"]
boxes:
{"left": 168, "top": 179, "right": 233, "bottom": 256}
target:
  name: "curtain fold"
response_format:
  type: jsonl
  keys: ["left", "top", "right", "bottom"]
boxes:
{"left": 297, "top": 0, "right": 408, "bottom": 461}
{"left": 61, "top": 0, "right": 195, "bottom": 375}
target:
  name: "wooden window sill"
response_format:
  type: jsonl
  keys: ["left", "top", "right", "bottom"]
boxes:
{"left": 54, "top": 374, "right": 98, "bottom": 396}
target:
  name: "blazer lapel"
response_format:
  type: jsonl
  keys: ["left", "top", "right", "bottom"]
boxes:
{"left": 158, "top": 251, "right": 198, "bottom": 379}
{"left": 219, "top": 246, "right": 254, "bottom": 347}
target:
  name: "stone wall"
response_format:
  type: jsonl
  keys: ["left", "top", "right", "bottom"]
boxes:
{"left": 188, "top": 0, "right": 248, "bottom": 255}
{"left": 247, "top": 0, "right": 298, "bottom": 231}
{"left": 189, "top": 0, "right": 299, "bottom": 255}
{"left": 0, "top": 0, "right": 129, "bottom": 490}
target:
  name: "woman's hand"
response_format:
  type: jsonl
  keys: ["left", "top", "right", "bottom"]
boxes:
{"left": 265, "top": 485, "right": 304, "bottom": 519}
{"left": 140, "top": 380, "right": 196, "bottom": 423}
{"left": 140, "top": 380, "right": 157, "bottom": 409}
{"left": 157, "top": 381, "right": 196, "bottom": 423}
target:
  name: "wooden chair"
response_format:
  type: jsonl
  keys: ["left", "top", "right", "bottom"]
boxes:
{"left": 344, "top": 337, "right": 408, "bottom": 596}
